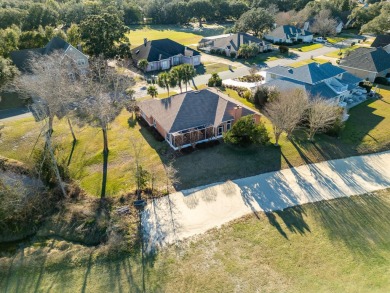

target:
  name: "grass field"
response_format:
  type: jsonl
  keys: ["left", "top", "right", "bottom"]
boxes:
{"left": 290, "top": 43, "right": 323, "bottom": 52}
{"left": 325, "top": 45, "right": 359, "bottom": 58}
{"left": 289, "top": 58, "right": 329, "bottom": 68}
{"left": 127, "top": 24, "right": 228, "bottom": 47}
{"left": 1, "top": 87, "right": 390, "bottom": 194}
{"left": 196, "top": 62, "right": 236, "bottom": 75}
{"left": 1, "top": 189, "right": 389, "bottom": 292}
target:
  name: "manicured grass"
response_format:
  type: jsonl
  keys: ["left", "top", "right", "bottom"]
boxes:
{"left": 325, "top": 45, "right": 359, "bottom": 58}
{"left": 127, "top": 24, "right": 228, "bottom": 47}
{"left": 157, "top": 91, "right": 177, "bottom": 99}
{"left": 196, "top": 62, "right": 236, "bottom": 75}
{"left": 1, "top": 189, "right": 390, "bottom": 292}
{"left": 289, "top": 58, "right": 329, "bottom": 68}
{"left": 290, "top": 43, "right": 323, "bottom": 52}
{"left": 327, "top": 36, "right": 347, "bottom": 44}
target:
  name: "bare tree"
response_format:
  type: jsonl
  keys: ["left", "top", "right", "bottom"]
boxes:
{"left": 163, "top": 162, "right": 180, "bottom": 195}
{"left": 307, "top": 96, "right": 342, "bottom": 141}
{"left": 311, "top": 10, "right": 337, "bottom": 37}
{"left": 76, "top": 57, "right": 135, "bottom": 198}
{"left": 264, "top": 89, "right": 309, "bottom": 146}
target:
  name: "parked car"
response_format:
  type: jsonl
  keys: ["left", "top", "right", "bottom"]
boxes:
{"left": 314, "top": 37, "right": 327, "bottom": 43}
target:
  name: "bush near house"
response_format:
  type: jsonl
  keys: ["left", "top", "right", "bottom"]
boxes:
{"left": 208, "top": 73, "right": 222, "bottom": 87}
{"left": 374, "top": 77, "right": 390, "bottom": 86}
{"left": 223, "top": 115, "right": 269, "bottom": 146}
{"left": 359, "top": 80, "right": 373, "bottom": 92}
{"left": 279, "top": 45, "right": 289, "bottom": 54}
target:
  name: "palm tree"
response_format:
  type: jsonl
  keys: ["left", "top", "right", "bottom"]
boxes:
{"left": 181, "top": 64, "right": 196, "bottom": 92}
{"left": 138, "top": 59, "right": 149, "bottom": 73}
{"left": 157, "top": 72, "right": 177, "bottom": 97}
{"left": 147, "top": 85, "right": 158, "bottom": 98}
{"left": 170, "top": 66, "right": 183, "bottom": 93}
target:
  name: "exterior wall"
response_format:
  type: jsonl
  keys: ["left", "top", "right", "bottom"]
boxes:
{"left": 145, "top": 54, "right": 201, "bottom": 72}
{"left": 300, "top": 35, "right": 313, "bottom": 42}
{"left": 64, "top": 45, "right": 89, "bottom": 71}
{"left": 336, "top": 22, "right": 343, "bottom": 34}
{"left": 265, "top": 35, "right": 289, "bottom": 43}
{"left": 339, "top": 65, "right": 378, "bottom": 82}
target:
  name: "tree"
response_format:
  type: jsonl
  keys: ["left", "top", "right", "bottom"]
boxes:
{"left": 361, "top": 3, "right": 390, "bottom": 34}
{"left": 307, "top": 96, "right": 342, "bottom": 141}
{"left": 80, "top": 13, "right": 128, "bottom": 58}
{"left": 187, "top": 0, "right": 213, "bottom": 27}
{"left": 23, "top": 3, "right": 59, "bottom": 30}
{"left": 223, "top": 115, "right": 269, "bottom": 146}
{"left": 235, "top": 8, "right": 274, "bottom": 37}
{"left": 0, "top": 57, "right": 18, "bottom": 88}
{"left": 138, "top": 59, "right": 149, "bottom": 73}
{"left": 157, "top": 72, "right": 177, "bottom": 97}
{"left": 0, "top": 26, "right": 20, "bottom": 57}
{"left": 147, "top": 85, "right": 158, "bottom": 98}
{"left": 238, "top": 44, "right": 251, "bottom": 59}
{"left": 67, "top": 23, "right": 81, "bottom": 47}
{"left": 0, "top": 8, "right": 27, "bottom": 29}
{"left": 264, "top": 89, "right": 309, "bottom": 146}
{"left": 170, "top": 65, "right": 184, "bottom": 93}
{"left": 208, "top": 73, "right": 222, "bottom": 87}
{"left": 75, "top": 57, "right": 135, "bottom": 198}
{"left": 181, "top": 64, "right": 196, "bottom": 92}
{"left": 311, "top": 10, "right": 337, "bottom": 37}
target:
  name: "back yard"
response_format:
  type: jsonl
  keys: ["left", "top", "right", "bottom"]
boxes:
{"left": 1, "top": 189, "right": 389, "bottom": 292}
{"left": 1, "top": 86, "right": 390, "bottom": 195}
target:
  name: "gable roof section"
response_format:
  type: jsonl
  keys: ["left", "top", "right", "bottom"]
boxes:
{"left": 10, "top": 37, "right": 85, "bottom": 72}
{"left": 139, "top": 89, "right": 256, "bottom": 133}
{"left": 267, "top": 25, "right": 312, "bottom": 39}
{"left": 371, "top": 35, "right": 390, "bottom": 48}
{"left": 199, "top": 33, "right": 269, "bottom": 51}
{"left": 131, "top": 38, "right": 200, "bottom": 62}
{"left": 340, "top": 47, "right": 390, "bottom": 73}
{"left": 266, "top": 63, "right": 345, "bottom": 85}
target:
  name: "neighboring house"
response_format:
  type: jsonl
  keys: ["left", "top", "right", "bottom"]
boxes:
{"left": 198, "top": 33, "right": 272, "bottom": 56}
{"left": 299, "top": 17, "right": 344, "bottom": 34}
{"left": 339, "top": 47, "right": 390, "bottom": 82}
{"left": 371, "top": 35, "right": 390, "bottom": 53}
{"left": 10, "top": 37, "right": 89, "bottom": 73}
{"left": 131, "top": 38, "right": 201, "bottom": 72}
{"left": 138, "top": 88, "right": 261, "bottom": 150}
{"left": 263, "top": 62, "right": 364, "bottom": 112}
{"left": 264, "top": 25, "right": 313, "bottom": 44}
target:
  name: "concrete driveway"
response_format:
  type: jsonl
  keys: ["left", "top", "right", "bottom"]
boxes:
{"left": 142, "top": 151, "right": 390, "bottom": 250}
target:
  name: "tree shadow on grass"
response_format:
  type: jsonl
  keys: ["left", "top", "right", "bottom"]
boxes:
{"left": 311, "top": 191, "right": 390, "bottom": 258}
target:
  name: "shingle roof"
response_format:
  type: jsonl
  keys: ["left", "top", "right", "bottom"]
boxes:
{"left": 139, "top": 88, "right": 256, "bottom": 133}
{"left": 10, "top": 37, "right": 73, "bottom": 72}
{"left": 131, "top": 38, "right": 200, "bottom": 62}
{"left": 266, "top": 25, "right": 312, "bottom": 39}
{"left": 340, "top": 47, "right": 390, "bottom": 73}
{"left": 266, "top": 63, "right": 346, "bottom": 85}
{"left": 371, "top": 35, "right": 390, "bottom": 48}
{"left": 199, "top": 33, "right": 269, "bottom": 51}
{"left": 265, "top": 78, "right": 338, "bottom": 100}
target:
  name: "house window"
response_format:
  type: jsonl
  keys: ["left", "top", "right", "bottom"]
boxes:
{"left": 252, "top": 117, "right": 256, "bottom": 124}
{"left": 226, "top": 121, "right": 232, "bottom": 131}
{"left": 218, "top": 125, "right": 223, "bottom": 136}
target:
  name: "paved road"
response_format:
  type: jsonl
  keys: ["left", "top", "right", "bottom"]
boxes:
{"left": 193, "top": 43, "right": 340, "bottom": 86}
{"left": 142, "top": 151, "right": 390, "bottom": 250}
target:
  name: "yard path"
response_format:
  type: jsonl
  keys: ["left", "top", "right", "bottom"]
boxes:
{"left": 142, "top": 150, "right": 390, "bottom": 251}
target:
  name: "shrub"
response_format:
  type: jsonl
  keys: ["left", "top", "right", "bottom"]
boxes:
{"left": 215, "top": 77, "right": 222, "bottom": 86}
{"left": 374, "top": 76, "right": 390, "bottom": 86}
{"left": 243, "top": 90, "right": 252, "bottom": 101}
{"left": 230, "top": 51, "right": 236, "bottom": 58}
{"left": 208, "top": 73, "right": 222, "bottom": 87}
{"left": 325, "top": 116, "right": 345, "bottom": 137}
{"left": 252, "top": 86, "right": 279, "bottom": 108}
{"left": 223, "top": 115, "right": 269, "bottom": 146}
{"left": 351, "top": 42, "right": 355, "bottom": 46}
{"left": 279, "top": 45, "right": 289, "bottom": 54}
{"left": 359, "top": 80, "right": 373, "bottom": 92}
{"left": 210, "top": 49, "right": 216, "bottom": 54}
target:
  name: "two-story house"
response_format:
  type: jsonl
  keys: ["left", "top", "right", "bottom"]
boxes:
{"left": 264, "top": 25, "right": 313, "bottom": 44}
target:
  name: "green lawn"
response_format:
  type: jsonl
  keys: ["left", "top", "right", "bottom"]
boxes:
{"left": 1, "top": 189, "right": 390, "bottom": 292}
{"left": 289, "top": 58, "right": 329, "bottom": 68}
{"left": 290, "top": 43, "right": 323, "bottom": 52}
{"left": 127, "top": 24, "right": 228, "bottom": 47}
{"left": 196, "top": 62, "right": 236, "bottom": 75}
{"left": 325, "top": 45, "right": 359, "bottom": 58}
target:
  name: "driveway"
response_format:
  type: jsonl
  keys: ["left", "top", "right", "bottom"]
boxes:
{"left": 142, "top": 150, "right": 390, "bottom": 250}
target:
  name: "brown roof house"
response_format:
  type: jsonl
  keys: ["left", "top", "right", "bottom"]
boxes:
{"left": 138, "top": 88, "right": 261, "bottom": 150}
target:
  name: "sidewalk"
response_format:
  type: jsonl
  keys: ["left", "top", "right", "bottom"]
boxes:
{"left": 142, "top": 150, "right": 390, "bottom": 250}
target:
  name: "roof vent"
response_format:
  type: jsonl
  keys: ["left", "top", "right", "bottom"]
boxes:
{"left": 194, "top": 91, "right": 199, "bottom": 94}
{"left": 135, "top": 50, "right": 140, "bottom": 54}
{"left": 288, "top": 68, "right": 293, "bottom": 73}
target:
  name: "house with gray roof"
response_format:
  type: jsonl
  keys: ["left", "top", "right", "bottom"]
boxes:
{"left": 264, "top": 25, "right": 313, "bottom": 44}
{"left": 371, "top": 35, "right": 390, "bottom": 53}
{"left": 339, "top": 47, "right": 390, "bottom": 82}
{"left": 198, "top": 33, "right": 272, "bottom": 57}
{"left": 10, "top": 37, "right": 88, "bottom": 73}
{"left": 131, "top": 38, "right": 201, "bottom": 72}
{"left": 138, "top": 88, "right": 261, "bottom": 150}
{"left": 263, "top": 62, "right": 364, "bottom": 110}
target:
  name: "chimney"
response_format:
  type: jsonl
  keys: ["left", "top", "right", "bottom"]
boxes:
{"left": 233, "top": 105, "right": 243, "bottom": 121}
{"left": 144, "top": 38, "right": 147, "bottom": 46}
{"left": 77, "top": 43, "right": 83, "bottom": 52}
{"left": 159, "top": 54, "right": 162, "bottom": 60}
